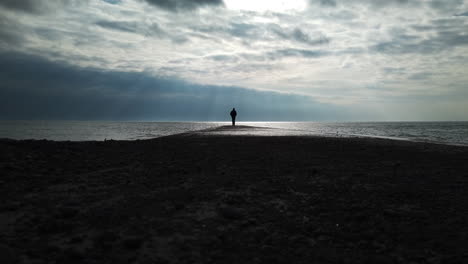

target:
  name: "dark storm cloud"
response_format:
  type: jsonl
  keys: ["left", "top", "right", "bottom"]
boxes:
{"left": 319, "top": 0, "right": 336, "bottom": 7}
{"left": 0, "top": 29, "right": 21, "bottom": 45}
{"left": 230, "top": 63, "right": 280, "bottom": 73}
{"left": 95, "top": 20, "right": 167, "bottom": 36}
{"left": 268, "top": 48, "right": 330, "bottom": 59}
{"left": 269, "top": 24, "right": 330, "bottom": 46}
{"left": 0, "top": 17, "right": 23, "bottom": 46}
{"left": 0, "top": 52, "right": 346, "bottom": 121}
{"left": 411, "top": 18, "right": 468, "bottom": 33}
{"left": 94, "top": 19, "right": 187, "bottom": 43}
{"left": 234, "top": 48, "right": 331, "bottom": 63}
{"left": 309, "top": 0, "right": 417, "bottom": 8}
{"left": 291, "top": 28, "right": 329, "bottom": 46}
{"left": 103, "top": 0, "right": 122, "bottom": 4}
{"left": 0, "top": 0, "right": 41, "bottom": 13}
{"left": 192, "top": 22, "right": 330, "bottom": 47}
{"left": 205, "top": 54, "right": 239, "bottom": 63}
{"left": 235, "top": 46, "right": 360, "bottom": 63}
{"left": 0, "top": 0, "right": 87, "bottom": 14}
{"left": 191, "top": 22, "right": 261, "bottom": 39}
{"left": 309, "top": 0, "right": 463, "bottom": 10}
{"left": 95, "top": 20, "right": 139, "bottom": 33}
{"left": 383, "top": 67, "right": 406, "bottom": 74}
{"left": 362, "top": 0, "right": 414, "bottom": 8}
{"left": 142, "top": 0, "right": 224, "bottom": 12}
{"left": 372, "top": 22, "right": 468, "bottom": 55}
{"left": 428, "top": 0, "right": 464, "bottom": 13}
{"left": 228, "top": 23, "right": 257, "bottom": 38}
{"left": 408, "top": 72, "right": 435, "bottom": 81}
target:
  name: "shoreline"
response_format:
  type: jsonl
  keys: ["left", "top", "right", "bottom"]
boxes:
{"left": 1, "top": 126, "right": 468, "bottom": 263}
{"left": 1, "top": 124, "right": 467, "bottom": 148}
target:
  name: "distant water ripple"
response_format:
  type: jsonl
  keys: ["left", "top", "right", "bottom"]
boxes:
{"left": 0, "top": 121, "right": 467, "bottom": 146}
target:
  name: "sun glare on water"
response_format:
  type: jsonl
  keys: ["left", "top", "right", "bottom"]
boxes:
{"left": 224, "top": 0, "right": 307, "bottom": 12}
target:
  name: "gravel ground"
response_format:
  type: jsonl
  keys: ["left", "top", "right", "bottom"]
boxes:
{"left": 1, "top": 126, "right": 468, "bottom": 264}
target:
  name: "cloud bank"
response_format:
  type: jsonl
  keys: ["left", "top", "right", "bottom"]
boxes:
{"left": 142, "top": 0, "right": 224, "bottom": 11}
{"left": 0, "top": 52, "right": 353, "bottom": 121}
{"left": 0, "top": 0, "right": 467, "bottom": 121}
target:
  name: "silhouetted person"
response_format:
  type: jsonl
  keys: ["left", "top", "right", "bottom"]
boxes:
{"left": 230, "top": 108, "right": 237, "bottom": 126}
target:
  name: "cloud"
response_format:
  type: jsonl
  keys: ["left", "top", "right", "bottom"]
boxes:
{"left": 455, "top": 11, "right": 468, "bottom": 16}
{"left": 0, "top": 52, "right": 349, "bottom": 121}
{"left": 95, "top": 20, "right": 140, "bottom": 33}
{"left": 291, "top": 28, "right": 330, "bottom": 45}
{"left": 94, "top": 19, "right": 188, "bottom": 44}
{"left": 407, "top": 72, "right": 435, "bottom": 81}
{"left": 309, "top": 0, "right": 418, "bottom": 9}
{"left": 0, "top": 0, "right": 87, "bottom": 14}
{"left": 0, "top": 0, "right": 467, "bottom": 121}
{"left": 103, "top": 0, "right": 122, "bottom": 4}
{"left": 0, "top": 0, "right": 42, "bottom": 13}
{"left": 190, "top": 22, "right": 330, "bottom": 47}
{"left": 0, "top": 16, "right": 24, "bottom": 46}
{"left": 141, "top": 0, "right": 224, "bottom": 12}
{"left": 205, "top": 54, "right": 239, "bottom": 62}
{"left": 383, "top": 67, "right": 406, "bottom": 74}
{"left": 428, "top": 0, "right": 465, "bottom": 13}
{"left": 319, "top": 0, "right": 337, "bottom": 7}
{"left": 95, "top": 19, "right": 166, "bottom": 36}
{"left": 190, "top": 22, "right": 261, "bottom": 40}
{"left": 372, "top": 27, "right": 468, "bottom": 55}
{"left": 359, "top": 0, "right": 416, "bottom": 8}
{"left": 228, "top": 22, "right": 257, "bottom": 38}
{"left": 309, "top": 0, "right": 464, "bottom": 11}
{"left": 267, "top": 48, "right": 330, "bottom": 59}
{"left": 270, "top": 25, "right": 330, "bottom": 46}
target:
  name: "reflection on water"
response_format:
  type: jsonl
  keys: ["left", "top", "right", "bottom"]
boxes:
{"left": 245, "top": 122, "right": 468, "bottom": 146}
{"left": 0, "top": 121, "right": 467, "bottom": 146}
{"left": 0, "top": 121, "right": 225, "bottom": 141}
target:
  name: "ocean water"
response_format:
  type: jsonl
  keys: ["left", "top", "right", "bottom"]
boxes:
{"left": 0, "top": 121, "right": 467, "bottom": 146}
{"left": 0, "top": 121, "right": 225, "bottom": 141}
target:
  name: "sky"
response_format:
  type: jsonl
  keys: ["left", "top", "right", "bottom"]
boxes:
{"left": 0, "top": 0, "right": 468, "bottom": 121}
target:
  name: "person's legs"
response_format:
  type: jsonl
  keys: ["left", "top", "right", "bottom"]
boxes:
{"left": 232, "top": 117, "right": 235, "bottom": 126}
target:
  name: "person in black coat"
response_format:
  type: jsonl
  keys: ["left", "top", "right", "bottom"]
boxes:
{"left": 230, "top": 108, "right": 237, "bottom": 126}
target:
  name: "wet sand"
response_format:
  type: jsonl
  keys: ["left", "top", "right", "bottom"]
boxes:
{"left": 1, "top": 125, "right": 468, "bottom": 263}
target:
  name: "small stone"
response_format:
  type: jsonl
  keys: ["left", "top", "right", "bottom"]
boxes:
{"left": 69, "top": 236, "right": 83, "bottom": 244}
{"left": 308, "top": 238, "right": 317, "bottom": 247}
{"left": 59, "top": 207, "right": 79, "bottom": 219}
{"left": 94, "top": 231, "right": 119, "bottom": 250}
{"left": 0, "top": 244, "right": 17, "bottom": 264}
{"left": 64, "top": 248, "right": 84, "bottom": 261}
{"left": 366, "top": 255, "right": 393, "bottom": 264}
{"left": 123, "top": 237, "right": 143, "bottom": 250}
{"left": 217, "top": 206, "right": 244, "bottom": 220}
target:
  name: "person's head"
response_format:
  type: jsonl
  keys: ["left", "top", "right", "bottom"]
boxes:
{"left": 233, "top": 108, "right": 235, "bottom": 110}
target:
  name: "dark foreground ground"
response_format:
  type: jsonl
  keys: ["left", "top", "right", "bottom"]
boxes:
{"left": 1, "top": 126, "right": 468, "bottom": 264}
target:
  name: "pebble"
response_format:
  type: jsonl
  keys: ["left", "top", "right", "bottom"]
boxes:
{"left": 59, "top": 207, "right": 79, "bottom": 219}
{"left": 63, "top": 248, "right": 84, "bottom": 261}
{"left": 0, "top": 244, "right": 17, "bottom": 264}
{"left": 217, "top": 206, "right": 244, "bottom": 220}
{"left": 123, "top": 237, "right": 143, "bottom": 250}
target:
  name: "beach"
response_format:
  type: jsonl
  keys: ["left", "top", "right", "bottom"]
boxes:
{"left": 1, "top": 125, "right": 468, "bottom": 263}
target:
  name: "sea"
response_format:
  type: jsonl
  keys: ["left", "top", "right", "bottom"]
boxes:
{"left": 0, "top": 121, "right": 467, "bottom": 146}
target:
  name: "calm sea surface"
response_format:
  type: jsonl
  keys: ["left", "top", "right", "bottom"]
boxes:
{"left": 0, "top": 121, "right": 467, "bottom": 146}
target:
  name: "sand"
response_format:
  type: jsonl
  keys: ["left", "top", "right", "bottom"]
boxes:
{"left": 1, "top": 125, "right": 468, "bottom": 263}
